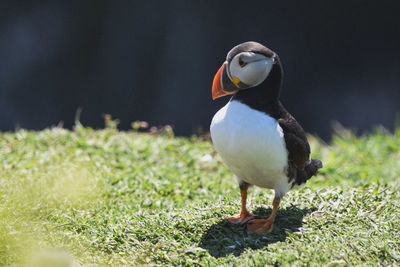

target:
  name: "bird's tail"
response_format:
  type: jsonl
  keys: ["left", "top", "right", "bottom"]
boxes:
{"left": 305, "top": 158, "right": 323, "bottom": 179}
{"left": 292, "top": 158, "right": 323, "bottom": 188}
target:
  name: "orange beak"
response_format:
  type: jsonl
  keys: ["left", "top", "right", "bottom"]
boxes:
{"left": 212, "top": 62, "right": 236, "bottom": 100}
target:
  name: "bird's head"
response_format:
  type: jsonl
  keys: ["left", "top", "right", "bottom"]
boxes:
{"left": 212, "top": 41, "right": 278, "bottom": 100}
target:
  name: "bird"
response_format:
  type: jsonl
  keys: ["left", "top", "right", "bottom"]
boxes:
{"left": 210, "top": 41, "right": 322, "bottom": 234}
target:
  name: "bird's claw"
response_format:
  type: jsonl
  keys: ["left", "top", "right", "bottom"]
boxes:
{"left": 226, "top": 212, "right": 255, "bottom": 225}
{"left": 247, "top": 219, "right": 274, "bottom": 234}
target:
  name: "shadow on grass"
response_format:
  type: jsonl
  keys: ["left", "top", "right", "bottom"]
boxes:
{"left": 199, "top": 205, "right": 316, "bottom": 258}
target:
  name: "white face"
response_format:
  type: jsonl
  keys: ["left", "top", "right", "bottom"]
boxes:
{"left": 228, "top": 52, "right": 275, "bottom": 87}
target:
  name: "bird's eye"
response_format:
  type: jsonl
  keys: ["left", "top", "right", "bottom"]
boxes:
{"left": 238, "top": 57, "right": 247, "bottom": 68}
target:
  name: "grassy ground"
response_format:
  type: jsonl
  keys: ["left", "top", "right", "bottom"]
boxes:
{"left": 0, "top": 123, "right": 399, "bottom": 266}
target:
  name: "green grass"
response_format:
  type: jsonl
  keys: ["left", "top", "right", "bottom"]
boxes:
{"left": 0, "top": 123, "right": 399, "bottom": 266}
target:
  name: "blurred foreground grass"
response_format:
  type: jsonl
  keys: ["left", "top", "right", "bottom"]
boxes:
{"left": 0, "top": 124, "right": 399, "bottom": 266}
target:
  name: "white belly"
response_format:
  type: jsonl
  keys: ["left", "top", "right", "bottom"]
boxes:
{"left": 210, "top": 100, "right": 290, "bottom": 193}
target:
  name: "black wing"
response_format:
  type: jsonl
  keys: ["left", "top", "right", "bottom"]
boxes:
{"left": 277, "top": 106, "right": 310, "bottom": 170}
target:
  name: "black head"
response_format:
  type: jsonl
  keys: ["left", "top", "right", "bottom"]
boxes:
{"left": 212, "top": 41, "right": 281, "bottom": 99}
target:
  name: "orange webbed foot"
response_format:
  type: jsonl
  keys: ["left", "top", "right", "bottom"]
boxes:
{"left": 226, "top": 211, "right": 255, "bottom": 225}
{"left": 247, "top": 218, "right": 274, "bottom": 234}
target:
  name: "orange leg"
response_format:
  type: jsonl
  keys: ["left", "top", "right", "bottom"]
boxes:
{"left": 227, "top": 188, "right": 255, "bottom": 225}
{"left": 247, "top": 197, "right": 280, "bottom": 234}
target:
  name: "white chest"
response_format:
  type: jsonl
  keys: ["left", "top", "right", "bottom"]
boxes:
{"left": 210, "top": 100, "right": 289, "bottom": 191}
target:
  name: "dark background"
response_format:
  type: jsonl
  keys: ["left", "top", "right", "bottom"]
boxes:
{"left": 1, "top": 1, "right": 399, "bottom": 139}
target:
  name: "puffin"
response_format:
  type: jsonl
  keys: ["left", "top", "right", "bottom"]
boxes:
{"left": 210, "top": 41, "right": 322, "bottom": 234}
